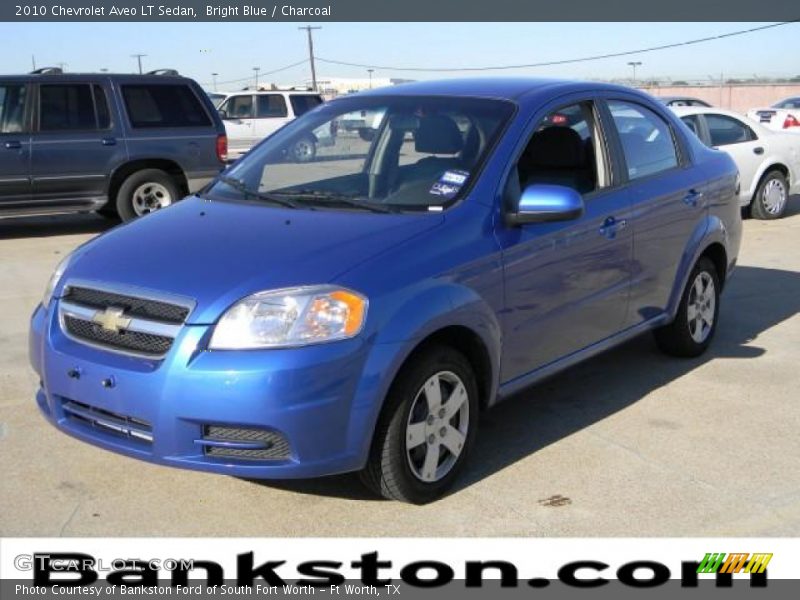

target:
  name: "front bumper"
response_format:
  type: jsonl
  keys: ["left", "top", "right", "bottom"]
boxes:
{"left": 30, "top": 302, "right": 398, "bottom": 479}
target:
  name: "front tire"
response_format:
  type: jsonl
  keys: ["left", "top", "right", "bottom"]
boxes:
{"left": 116, "top": 169, "right": 180, "bottom": 222}
{"left": 360, "top": 346, "right": 479, "bottom": 504}
{"left": 751, "top": 170, "right": 788, "bottom": 220}
{"left": 289, "top": 137, "right": 317, "bottom": 163}
{"left": 654, "top": 257, "right": 720, "bottom": 358}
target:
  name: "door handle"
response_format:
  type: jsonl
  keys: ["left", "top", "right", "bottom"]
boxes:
{"left": 599, "top": 216, "right": 626, "bottom": 239}
{"left": 4, "top": 140, "right": 21, "bottom": 150}
{"left": 683, "top": 189, "right": 704, "bottom": 207}
{"left": 753, "top": 146, "right": 764, "bottom": 155}
{"left": 101, "top": 137, "right": 117, "bottom": 146}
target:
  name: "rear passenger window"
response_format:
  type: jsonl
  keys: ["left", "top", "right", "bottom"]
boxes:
{"left": 122, "top": 84, "right": 212, "bottom": 128}
{"left": 608, "top": 100, "right": 679, "bottom": 180}
{"left": 680, "top": 115, "right": 702, "bottom": 138}
{"left": 39, "top": 84, "right": 96, "bottom": 131}
{"left": 705, "top": 114, "right": 755, "bottom": 147}
{"left": 256, "top": 95, "right": 288, "bottom": 118}
{"left": 289, "top": 95, "right": 322, "bottom": 116}
{"left": 0, "top": 84, "right": 27, "bottom": 133}
{"left": 93, "top": 84, "right": 111, "bottom": 129}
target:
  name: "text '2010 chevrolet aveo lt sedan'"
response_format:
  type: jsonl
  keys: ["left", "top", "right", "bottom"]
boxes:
{"left": 30, "top": 79, "right": 742, "bottom": 503}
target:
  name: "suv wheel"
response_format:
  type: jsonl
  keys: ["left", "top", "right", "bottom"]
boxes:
{"left": 116, "top": 169, "right": 180, "bottom": 222}
{"left": 289, "top": 137, "right": 317, "bottom": 163}
{"left": 360, "top": 345, "right": 479, "bottom": 504}
{"left": 751, "top": 170, "right": 788, "bottom": 220}
{"left": 654, "top": 257, "right": 720, "bottom": 357}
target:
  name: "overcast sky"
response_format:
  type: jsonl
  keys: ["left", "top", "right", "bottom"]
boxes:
{"left": 1, "top": 22, "right": 798, "bottom": 89}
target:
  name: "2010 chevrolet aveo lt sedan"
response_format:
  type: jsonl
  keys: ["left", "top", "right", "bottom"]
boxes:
{"left": 30, "top": 79, "right": 741, "bottom": 503}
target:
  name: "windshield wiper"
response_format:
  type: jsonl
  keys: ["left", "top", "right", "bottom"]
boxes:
{"left": 218, "top": 176, "right": 300, "bottom": 209}
{"left": 270, "top": 189, "right": 398, "bottom": 214}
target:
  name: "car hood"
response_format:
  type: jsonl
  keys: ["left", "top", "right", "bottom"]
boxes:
{"left": 62, "top": 196, "right": 443, "bottom": 324}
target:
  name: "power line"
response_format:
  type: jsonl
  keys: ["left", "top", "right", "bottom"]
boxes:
{"left": 315, "top": 21, "right": 798, "bottom": 73}
{"left": 199, "top": 58, "right": 308, "bottom": 87}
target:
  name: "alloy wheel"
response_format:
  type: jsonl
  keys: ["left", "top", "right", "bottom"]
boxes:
{"left": 687, "top": 271, "right": 716, "bottom": 344}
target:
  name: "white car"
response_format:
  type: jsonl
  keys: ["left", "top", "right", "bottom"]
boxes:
{"left": 216, "top": 89, "right": 331, "bottom": 161}
{"left": 672, "top": 106, "right": 800, "bottom": 219}
{"left": 746, "top": 97, "right": 800, "bottom": 134}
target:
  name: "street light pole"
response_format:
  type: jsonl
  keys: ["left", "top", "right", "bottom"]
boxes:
{"left": 367, "top": 68, "right": 374, "bottom": 89}
{"left": 299, "top": 26, "right": 321, "bottom": 91}
{"left": 131, "top": 54, "right": 147, "bottom": 74}
{"left": 212, "top": 73, "right": 219, "bottom": 91}
{"left": 253, "top": 67, "right": 260, "bottom": 89}
{"left": 627, "top": 61, "right": 642, "bottom": 85}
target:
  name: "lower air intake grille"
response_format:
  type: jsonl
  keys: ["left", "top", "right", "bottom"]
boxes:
{"left": 64, "top": 315, "right": 173, "bottom": 356}
{"left": 203, "top": 425, "right": 290, "bottom": 460}
{"left": 62, "top": 399, "right": 153, "bottom": 444}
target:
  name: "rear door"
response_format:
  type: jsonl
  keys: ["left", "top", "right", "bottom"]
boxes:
{"left": 701, "top": 113, "right": 762, "bottom": 200}
{"left": 602, "top": 97, "right": 707, "bottom": 325}
{"left": 218, "top": 93, "right": 256, "bottom": 155}
{"left": 30, "top": 81, "right": 125, "bottom": 206}
{"left": 0, "top": 81, "right": 31, "bottom": 206}
{"left": 252, "top": 94, "right": 292, "bottom": 141}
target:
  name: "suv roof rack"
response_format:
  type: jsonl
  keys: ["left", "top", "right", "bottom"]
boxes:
{"left": 30, "top": 67, "right": 63, "bottom": 75}
{"left": 147, "top": 69, "right": 180, "bottom": 76}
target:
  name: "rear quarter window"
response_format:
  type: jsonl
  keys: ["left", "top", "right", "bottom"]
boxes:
{"left": 289, "top": 95, "right": 323, "bottom": 116}
{"left": 122, "top": 84, "right": 212, "bottom": 128}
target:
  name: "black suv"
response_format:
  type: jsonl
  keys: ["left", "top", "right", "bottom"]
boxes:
{"left": 0, "top": 69, "right": 226, "bottom": 221}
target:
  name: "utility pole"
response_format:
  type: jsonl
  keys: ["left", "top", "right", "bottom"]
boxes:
{"left": 252, "top": 67, "right": 260, "bottom": 89}
{"left": 212, "top": 73, "right": 219, "bottom": 91}
{"left": 31, "top": 55, "right": 36, "bottom": 71}
{"left": 627, "top": 61, "right": 642, "bottom": 85}
{"left": 367, "top": 68, "right": 374, "bottom": 89}
{"left": 131, "top": 53, "right": 147, "bottom": 74}
{"left": 299, "top": 26, "right": 321, "bottom": 91}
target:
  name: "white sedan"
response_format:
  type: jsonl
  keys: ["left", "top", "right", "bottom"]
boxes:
{"left": 672, "top": 106, "right": 800, "bottom": 219}
{"left": 746, "top": 97, "right": 800, "bottom": 134}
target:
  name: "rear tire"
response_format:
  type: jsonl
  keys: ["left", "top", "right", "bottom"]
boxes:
{"left": 289, "top": 137, "right": 317, "bottom": 163}
{"left": 750, "top": 170, "right": 788, "bottom": 220}
{"left": 359, "top": 345, "right": 479, "bottom": 504}
{"left": 654, "top": 257, "right": 720, "bottom": 358}
{"left": 116, "top": 169, "right": 180, "bottom": 222}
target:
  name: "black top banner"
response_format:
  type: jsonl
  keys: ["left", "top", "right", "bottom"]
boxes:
{"left": 4, "top": 0, "right": 800, "bottom": 22}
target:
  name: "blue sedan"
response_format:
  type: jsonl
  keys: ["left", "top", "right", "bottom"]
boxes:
{"left": 30, "top": 78, "right": 741, "bottom": 503}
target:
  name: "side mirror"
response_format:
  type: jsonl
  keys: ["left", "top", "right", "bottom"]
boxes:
{"left": 217, "top": 109, "right": 228, "bottom": 120}
{"left": 507, "top": 184, "right": 584, "bottom": 226}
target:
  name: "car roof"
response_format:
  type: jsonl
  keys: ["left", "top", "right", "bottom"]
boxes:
{"left": 0, "top": 72, "right": 191, "bottom": 84}
{"left": 352, "top": 77, "right": 635, "bottom": 101}
{"left": 670, "top": 105, "right": 772, "bottom": 133}
{"left": 219, "top": 89, "right": 320, "bottom": 96}
{"left": 658, "top": 96, "right": 705, "bottom": 102}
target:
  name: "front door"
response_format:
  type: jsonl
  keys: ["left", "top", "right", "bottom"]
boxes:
{"left": 219, "top": 94, "right": 256, "bottom": 156}
{"left": 252, "top": 94, "right": 292, "bottom": 141}
{"left": 497, "top": 100, "right": 633, "bottom": 382}
{"left": 0, "top": 82, "right": 31, "bottom": 207}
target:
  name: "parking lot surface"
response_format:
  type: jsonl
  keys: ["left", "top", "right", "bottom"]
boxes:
{"left": 1, "top": 203, "right": 799, "bottom": 537}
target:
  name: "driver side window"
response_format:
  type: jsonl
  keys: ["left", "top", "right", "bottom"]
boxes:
{"left": 516, "top": 102, "right": 606, "bottom": 195}
{"left": 221, "top": 95, "right": 254, "bottom": 119}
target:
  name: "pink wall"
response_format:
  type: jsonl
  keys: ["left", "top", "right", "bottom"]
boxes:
{"left": 640, "top": 84, "right": 800, "bottom": 114}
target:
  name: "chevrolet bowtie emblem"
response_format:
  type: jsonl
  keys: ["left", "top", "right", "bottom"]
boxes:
{"left": 91, "top": 306, "right": 132, "bottom": 334}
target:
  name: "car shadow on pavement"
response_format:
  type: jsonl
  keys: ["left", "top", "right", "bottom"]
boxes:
{"left": 0, "top": 213, "right": 116, "bottom": 240}
{"left": 247, "top": 262, "right": 800, "bottom": 502}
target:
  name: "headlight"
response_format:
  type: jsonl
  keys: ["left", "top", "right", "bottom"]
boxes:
{"left": 42, "top": 255, "right": 72, "bottom": 309}
{"left": 209, "top": 286, "right": 368, "bottom": 350}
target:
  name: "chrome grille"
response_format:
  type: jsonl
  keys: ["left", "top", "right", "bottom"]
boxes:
{"left": 58, "top": 283, "right": 192, "bottom": 358}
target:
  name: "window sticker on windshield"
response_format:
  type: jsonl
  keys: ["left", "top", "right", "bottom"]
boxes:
{"left": 430, "top": 170, "right": 470, "bottom": 199}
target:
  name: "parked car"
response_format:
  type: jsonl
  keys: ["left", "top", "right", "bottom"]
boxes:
{"left": 0, "top": 69, "right": 226, "bottom": 221}
{"left": 746, "top": 97, "right": 800, "bottom": 133}
{"left": 338, "top": 108, "right": 386, "bottom": 141}
{"left": 216, "top": 88, "right": 330, "bottom": 161}
{"left": 31, "top": 78, "right": 741, "bottom": 503}
{"left": 656, "top": 96, "right": 712, "bottom": 108}
{"left": 673, "top": 106, "right": 800, "bottom": 219}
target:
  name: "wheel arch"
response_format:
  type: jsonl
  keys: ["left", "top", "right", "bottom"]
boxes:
{"left": 107, "top": 159, "right": 189, "bottom": 204}
{"left": 750, "top": 162, "right": 789, "bottom": 200}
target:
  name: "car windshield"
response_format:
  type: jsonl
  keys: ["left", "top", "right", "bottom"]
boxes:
{"left": 204, "top": 95, "right": 514, "bottom": 212}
